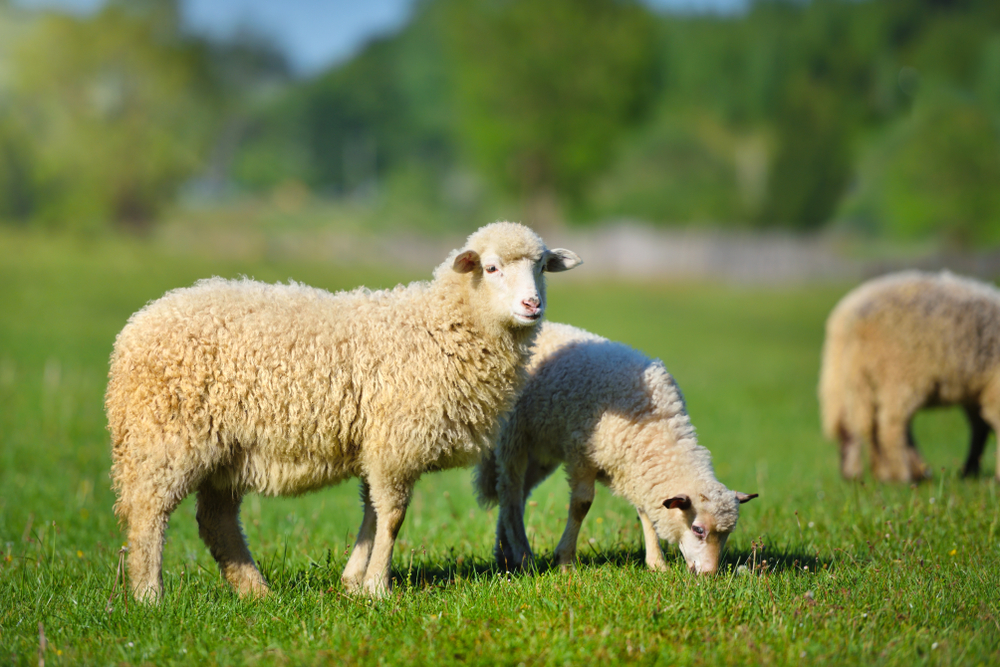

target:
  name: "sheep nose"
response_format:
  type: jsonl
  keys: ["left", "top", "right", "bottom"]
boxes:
{"left": 522, "top": 296, "right": 540, "bottom": 312}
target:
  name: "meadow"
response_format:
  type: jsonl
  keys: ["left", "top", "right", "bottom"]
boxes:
{"left": 1, "top": 229, "right": 998, "bottom": 666}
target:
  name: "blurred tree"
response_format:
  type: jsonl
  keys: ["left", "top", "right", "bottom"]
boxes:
{"left": 3, "top": 2, "right": 220, "bottom": 232}
{"left": 757, "top": 75, "right": 854, "bottom": 229}
{"left": 227, "top": 0, "right": 1000, "bottom": 243}
{"left": 442, "top": 0, "right": 658, "bottom": 224}
{"left": 0, "top": 0, "right": 35, "bottom": 223}
{"left": 585, "top": 112, "right": 749, "bottom": 225}
{"left": 225, "top": 0, "right": 1000, "bottom": 242}
{"left": 753, "top": 0, "right": 878, "bottom": 228}
{"left": 0, "top": 0, "right": 286, "bottom": 232}
{"left": 0, "top": 117, "right": 33, "bottom": 222}
{"left": 233, "top": 2, "right": 452, "bottom": 201}
{"left": 10, "top": 0, "right": 995, "bottom": 241}
{"left": 841, "top": 93, "right": 1000, "bottom": 247}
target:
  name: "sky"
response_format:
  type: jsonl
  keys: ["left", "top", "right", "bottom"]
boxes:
{"left": 13, "top": 0, "right": 750, "bottom": 75}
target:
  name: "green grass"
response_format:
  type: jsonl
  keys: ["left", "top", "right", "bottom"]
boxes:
{"left": 1, "top": 228, "right": 998, "bottom": 666}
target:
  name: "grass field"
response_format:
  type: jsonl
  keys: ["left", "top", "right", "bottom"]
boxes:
{"left": 1, "top": 229, "right": 998, "bottom": 666}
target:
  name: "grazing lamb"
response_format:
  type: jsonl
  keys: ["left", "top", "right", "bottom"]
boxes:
{"left": 106, "top": 222, "right": 581, "bottom": 601}
{"left": 820, "top": 270, "right": 1000, "bottom": 483}
{"left": 475, "top": 322, "right": 757, "bottom": 575}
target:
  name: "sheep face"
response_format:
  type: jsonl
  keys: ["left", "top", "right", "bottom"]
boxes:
{"left": 452, "top": 223, "right": 581, "bottom": 329}
{"left": 657, "top": 490, "right": 757, "bottom": 575}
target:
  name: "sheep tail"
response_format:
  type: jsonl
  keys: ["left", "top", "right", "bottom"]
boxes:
{"left": 474, "top": 447, "right": 501, "bottom": 509}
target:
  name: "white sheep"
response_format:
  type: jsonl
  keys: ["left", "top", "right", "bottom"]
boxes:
{"left": 820, "top": 270, "right": 1000, "bottom": 482}
{"left": 105, "top": 222, "right": 581, "bottom": 601}
{"left": 475, "top": 322, "right": 757, "bottom": 575}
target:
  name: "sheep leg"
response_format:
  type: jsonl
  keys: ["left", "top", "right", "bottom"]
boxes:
{"left": 905, "top": 421, "right": 931, "bottom": 481}
{"left": 196, "top": 482, "right": 268, "bottom": 598}
{"left": 979, "top": 378, "right": 1000, "bottom": 482}
{"left": 495, "top": 457, "right": 556, "bottom": 571}
{"left": 495, "top": 515, "right": 527, "bottom": 571}
{"left": 962, "top": 405, "right": 990, "bottom": 478}
{"left": 361, "top": 476, "right": 413, "bottom": 598}
{"left": 514, "top": 460, "right": 559, "bottom": 567}
{"left": 114, "top": 439, "right": 199, "bottom": 602}
{"left": 636, "top": 507, "right": 668, "bottom": 571}
{"left": 837, "top": 423, "right": 864, "bottom": 480}
{"left": 553, "top": 468, "right": 596, "bottom": 568}
{"left": 123, "top": 499, "right": 172, "bottom": 603}
{"left": 494, "top": 507, "right": 526, "bottom": 571}
{"left": 494, "top": 454, "right": 531, "bottom": 571}
{"left": 122, "top": 478, "right": 191, "bottom": 602}
{"left": 872, "top": 399, "right": 918, "bottom": 482}
{"left": 341, "top": 481, "right": 377, "bottom": 593}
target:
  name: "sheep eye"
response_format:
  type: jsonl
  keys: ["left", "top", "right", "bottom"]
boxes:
{"left": 485, "top": 265, "right": 498, "bottom": 274}
{"left": 692, "top": 525, "right": 706, "bottom": 537}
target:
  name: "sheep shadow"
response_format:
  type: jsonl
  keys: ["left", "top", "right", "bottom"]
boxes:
{"left": 386, "top": 541, "right": 836, "bottom": 591}
{"left": 272, "top": 541, "right": 836, "bottom": 599}
{"left": 542, "top": 542, "right": 833, "bottom": 577}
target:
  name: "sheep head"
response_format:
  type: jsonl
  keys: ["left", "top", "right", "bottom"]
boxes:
{"left": 447, "top": 221, "right": 581, "bottom": 330}
{"left": 657, "top": 487, "right": 757, "bottom": 575}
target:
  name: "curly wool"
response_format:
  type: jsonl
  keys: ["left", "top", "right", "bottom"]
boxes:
{"left": 819, "top": 270, "right": 1000, "bottom": 482}
{"left": 477, "top": 322, "right": 749, "bottom": 574}
{"left": 106, "top": 221, "right": 571, "bottom": 600}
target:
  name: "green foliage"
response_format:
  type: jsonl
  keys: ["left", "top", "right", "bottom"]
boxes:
{"left": 443, "top": 0, "right": 657, "bottom": 211}
{"left": 0, "top": 1, "right": 286, "bottom": 233}
{"left": 584, "top": 113, "right": 753, "bottom": 225}
{"left": 2, "top": 231, "right": 999, "bottom": 664}
{"left": 0, "top": 7, "right": 218, "bottom": 231}
{"left": 840, "top": 92, "right": 1000, "bottom": 246}
{"left": 759, "top": 75, "right": 854, "bottom": 229}
{"left": 6, "top": 0, "right": 1000, "bottom": 242}
{"left": 0, "top": 116, "right": 33, "bottom": 222}
{"left": 233, "top": 5, "right": 454, "bottom": 197}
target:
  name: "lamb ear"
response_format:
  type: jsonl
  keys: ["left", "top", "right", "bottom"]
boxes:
{"left": 544, "top": 249, "right": 582, "bottom": 272}
{"left": 663, "top": 495, "right": 691, "bottom": 510}
{"left": 453, "top": 250, "right": 480, "bottom": 274}
{"left": 735, "top": 492, "right": 758, "bottom": 504}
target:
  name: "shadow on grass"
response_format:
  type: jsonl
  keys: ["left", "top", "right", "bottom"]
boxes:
{"left": 533, "top": 541, "right": 835, "bottom": 577}
{"left": 272, "top": 540, "right": 837, "bottom": 597}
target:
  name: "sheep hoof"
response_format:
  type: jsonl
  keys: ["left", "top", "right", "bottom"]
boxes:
{"left": 363, "top": 578, "right": 391, "bottom": 599}
{"left": 496, "top": 550, "right": 532, "bottom": 572}
{"left": 646, "top": 559, "right": 669, "bottom": 572}
{"left": 341, "top": 575, "right": 365, "bottom": 595}
{"left": 555, "top": 555, "right": 576, "bottom": 572}
{"left": 237, "top": 581, "right": 270, "bottom": 600}
{"left": 515, "top": 555, "right": 535, "bottom": 572}
{"left": 131, "top": 585, "right": 163, "bottom": 604}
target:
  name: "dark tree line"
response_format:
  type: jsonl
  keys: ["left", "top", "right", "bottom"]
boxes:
{"left": 2, "top": 0, "right": 1000, "bottom": 245}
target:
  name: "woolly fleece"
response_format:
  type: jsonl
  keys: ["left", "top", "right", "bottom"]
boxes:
{"left": 820, "top": 270, "right": 1000, "bottom": 482}
{"left": 106, "top": 221, "right": 580, "bottom": 600}
{"left": 475, "top": 322, "right": 755, "bottom": 575}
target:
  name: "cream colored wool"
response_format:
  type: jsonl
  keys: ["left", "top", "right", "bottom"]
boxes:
{"left": 106, "top": 222, "right": 581, "bottom": 601}
{"left": 475, "top": 322, "right": 756, "bottom": 575}
{"left": 819, "top": 270, "right": 1000, "bottom": 483}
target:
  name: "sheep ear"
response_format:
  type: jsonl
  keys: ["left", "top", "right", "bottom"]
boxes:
{"left": 735, "top": 492, "right": 758, "bottom": 504}
{"left": 544, "top": 249, "right": 582, "bottom": 272}
{"left": 663, "top": 495, "right": 691, "bottom": 510}
{"left": 453, "top": 250, "right": 480, "bottom": 274}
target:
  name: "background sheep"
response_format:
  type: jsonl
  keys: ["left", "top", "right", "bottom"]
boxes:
{"left": 819, "top": 270, "right": 1000, "bottom": 483}
{"left": 106, "top": 221, "right": 581, "bottom": 601}
{"left": 475, "top": 322, "right": 757, "bottom": 575}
